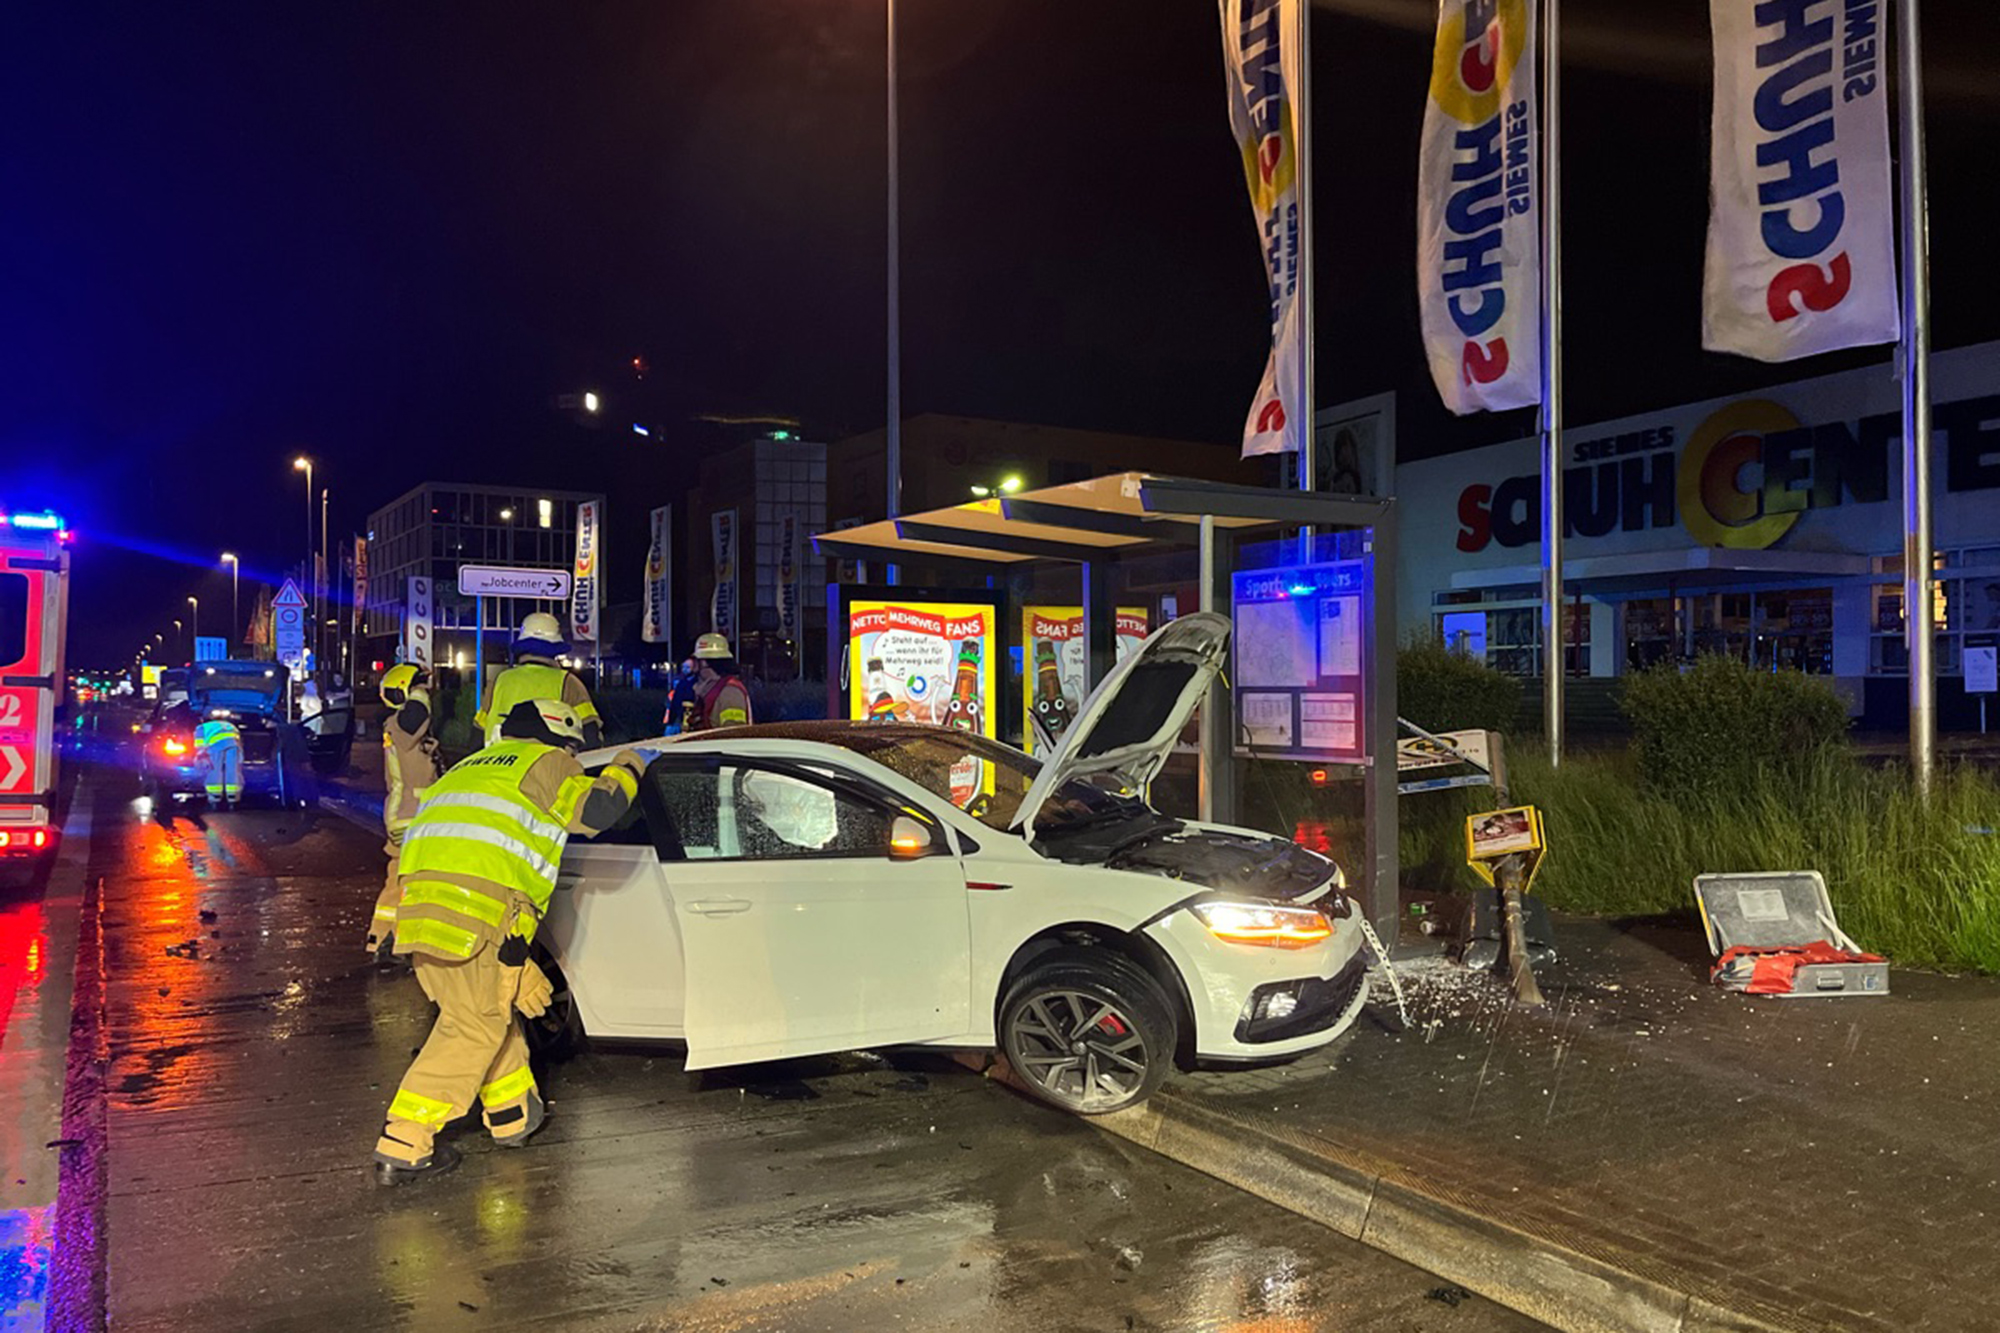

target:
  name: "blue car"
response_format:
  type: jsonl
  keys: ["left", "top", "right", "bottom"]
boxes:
{"left": 140, "top": 662, "right": 309, "bottom": 807}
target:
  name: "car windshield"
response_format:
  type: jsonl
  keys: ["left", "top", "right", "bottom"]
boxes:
{"left": 823, "top": 728, "right": 1149, "bottom": 834}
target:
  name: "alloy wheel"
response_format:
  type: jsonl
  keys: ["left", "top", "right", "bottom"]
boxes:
{"left": 1005, "top": 990, "right": 1149, "bottom": 1112}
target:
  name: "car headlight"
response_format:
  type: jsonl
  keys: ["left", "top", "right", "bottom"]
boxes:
{"left": 1189, "top": 901, "right": 1332, "bottom": 949}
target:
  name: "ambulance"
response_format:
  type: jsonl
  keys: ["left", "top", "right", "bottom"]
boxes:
{"left": 0, "top": 508, "right": 70, "bottom": 886}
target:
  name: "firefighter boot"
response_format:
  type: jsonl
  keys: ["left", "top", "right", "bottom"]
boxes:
{"left": 373, "top": 1138, "right": 462, "bottom": 1187}
{"left": 491, "top": 1087, "right": 547, "bottom": 1148}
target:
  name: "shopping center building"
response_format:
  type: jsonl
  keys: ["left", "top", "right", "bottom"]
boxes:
{"left": 1394, "top": 341, "right": 2000, "bottom": 729}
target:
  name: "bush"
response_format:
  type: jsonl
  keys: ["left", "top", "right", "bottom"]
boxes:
{"left": 1619, "top": 655, "right": 1849, "bottom": 800}
{"left": 1501, "top": 748, "right": 2000, "bottom": 974}
{"left": 1397, "top": 636, "right": 1520, "bottom": 735}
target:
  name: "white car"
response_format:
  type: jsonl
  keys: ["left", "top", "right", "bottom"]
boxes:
{"left": 538, "top": 613, "right": 1369, "bottom": 1114}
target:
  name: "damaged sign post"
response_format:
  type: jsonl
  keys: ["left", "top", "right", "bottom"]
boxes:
{"left": 1465, "top": 805, "right": 1548, "bottom": 1008}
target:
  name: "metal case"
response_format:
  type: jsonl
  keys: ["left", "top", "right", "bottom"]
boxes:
{"left": 1694, "top": 871, "right": 1888, "bottom": 998}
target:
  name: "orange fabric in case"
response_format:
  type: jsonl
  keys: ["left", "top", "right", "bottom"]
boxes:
{"left": 1712, "top": 941, "right": 1885, "bottom": 994}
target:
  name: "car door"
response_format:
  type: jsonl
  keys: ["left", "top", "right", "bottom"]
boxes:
{"left": 651, "top": 754, "right": 973, "bottom": 1070}
{"left": 549, "top": 768, "right": 687, "bottom": 1038}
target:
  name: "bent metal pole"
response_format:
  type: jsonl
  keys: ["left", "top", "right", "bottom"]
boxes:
{"left": 1898, "top": 0, "right": 1933, "bottom": 797}
{"left": 1539, "top": 0, "right": 1564, "bottom": 767}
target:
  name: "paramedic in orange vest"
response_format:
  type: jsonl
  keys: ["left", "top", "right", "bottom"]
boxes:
{"left": 687, "top": 633, "right": 752, "bottom": 730}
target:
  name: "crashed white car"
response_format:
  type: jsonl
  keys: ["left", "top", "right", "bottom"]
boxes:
{"left": 537, "top": 613, "right": 1368, "bottom": 1114}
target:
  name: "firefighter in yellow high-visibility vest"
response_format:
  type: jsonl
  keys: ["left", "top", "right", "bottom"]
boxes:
{"left": 372, "top": 698, "right": 647, "bottom": 1184}
{"left": 474, "top": 611, "right": 601, "bottom": 749}
{"left": 366, "top": 664, "right": 443, "bottom": 959}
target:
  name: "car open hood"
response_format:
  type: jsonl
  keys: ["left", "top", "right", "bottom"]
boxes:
{"left": 1011, "top": 611, "right": 1231, "bottom": 839}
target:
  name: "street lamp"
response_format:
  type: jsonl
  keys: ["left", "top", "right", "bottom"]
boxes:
{"left": 293, "top": 456, "right": 314, "bottom": 654}
{"left": 582, "top": 392, "right": 600, "bottom": 414}
{"left": 220, "top": 553, "right": 239, "bottom": 651}
{"left": 187, "top": 596, "right": 199, "bottom": 651}
{"left": 968, "top": 474, "right": 1025, "bottom": 500}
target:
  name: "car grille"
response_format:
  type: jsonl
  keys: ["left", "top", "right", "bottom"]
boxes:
{"left": 1234, "top": 952, "right": 1369, "bottom": 1044}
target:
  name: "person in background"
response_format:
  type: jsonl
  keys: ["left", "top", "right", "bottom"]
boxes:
{"left": 686, "top": 634, "right": 752, "bottom": 731}
{"left": 476, "top": 611, "right": 602, "bottom": 749}
{"left": 661, "top": 658, "right": 702, "bottom": 735}
{"left": 367, "top": 664, "right": 443, "bottom": 959}
{"left": 194, "top": 713, "right": 244, "bottom": 809}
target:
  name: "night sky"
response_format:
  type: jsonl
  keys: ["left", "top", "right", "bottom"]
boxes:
{"left": 5, "top": 1, "right": 1995, "bottom": 666}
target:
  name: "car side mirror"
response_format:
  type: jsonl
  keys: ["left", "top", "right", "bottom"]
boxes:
{"left": 889, "top": 814, "right": 936, "bottom": 860}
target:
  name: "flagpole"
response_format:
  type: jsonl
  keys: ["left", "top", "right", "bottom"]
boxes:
{"left": 1539, "top": 0, "right": 1564, "bottom": 768}
{"left": 1897, "top": 0, "right": 1933, "bottom": 797}
{"left": 1296, "top": 0, "right": 1315, "bottom": 517}
{"left": 884, "top": 0, "right": 903, "bottom": 587}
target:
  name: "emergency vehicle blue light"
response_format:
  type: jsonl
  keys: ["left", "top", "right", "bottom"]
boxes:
{"left": 631, "top": 423, "right": 649, "bottom": 437}
{"left": 3, "top": 511, "right": 63, "bottom": 530}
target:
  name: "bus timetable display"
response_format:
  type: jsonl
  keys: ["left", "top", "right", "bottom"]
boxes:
{"left": 1230, "top": 559, "right": 1368, "bottom": 763}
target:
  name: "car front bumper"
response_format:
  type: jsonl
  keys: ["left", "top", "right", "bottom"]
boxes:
{"left": 1146, "top": 907, "right": 1370, "bottom": 1062}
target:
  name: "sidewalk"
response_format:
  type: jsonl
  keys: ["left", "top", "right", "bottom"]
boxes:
{"left": 1097, "top": 914, "right": 2000, "bottom": 1333}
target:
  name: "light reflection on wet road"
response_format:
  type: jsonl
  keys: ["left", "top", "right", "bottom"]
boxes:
{"left": 48, "top": 766, "right": 1547, "bottom": 1332}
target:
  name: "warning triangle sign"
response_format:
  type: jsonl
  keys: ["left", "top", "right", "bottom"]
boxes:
{"left": 274, "top": 579, "right": 307, "bottom": 608}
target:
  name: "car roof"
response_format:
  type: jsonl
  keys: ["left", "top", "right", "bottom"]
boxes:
{"left": 580, "top": 721, "right": 1018, "bottom": 767}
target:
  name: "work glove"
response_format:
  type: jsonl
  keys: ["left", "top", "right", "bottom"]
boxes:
{"left": 610, "top": 748, "right": 650, "bottom": 779}
{"left": 515, "top": 958, "right": 554, "bottom": 1018}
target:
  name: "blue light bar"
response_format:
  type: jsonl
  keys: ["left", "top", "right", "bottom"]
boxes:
{"left": 3, "top": 511, "right": 63, "bottom": 530}
{"left": 631, "top": 423, "right": 650, "bottom": 437}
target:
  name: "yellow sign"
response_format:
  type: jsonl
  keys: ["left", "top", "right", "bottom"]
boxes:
{"left": 1019, "top": 605, "right": 1149, "bottom": 756}
{"left": 1464, "top": 804, "right": 1546, "bottom": 889}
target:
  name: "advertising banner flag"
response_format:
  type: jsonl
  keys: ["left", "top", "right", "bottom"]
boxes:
{"left": 405, "top": 576, "right": 433, "bottom": 670}
{"left": 571, "top": 501, "right": 600, "bottom": 643}
{"left": 351, "top": 536, "right": 368, "bottom": 642}
{"left": 710, "top": 509, "right": 738, "bottom": 644}
{"left": 1019, "top": 606, "right": 1150, "bottom": 756}
{"left": 643, "top": 505, "right": 672, "bottom": 644}
{"left": 1702, "top": 0, "right": 1897, "bottom": 362}
{"left": 1416, "top": 0, "right": 1541, "bottom": 414}
{"left": 1219, "top": 0, "right": 1307, "bottom": 458}
{"left": 777, "top": 514, "right": 801, "bottom": 642}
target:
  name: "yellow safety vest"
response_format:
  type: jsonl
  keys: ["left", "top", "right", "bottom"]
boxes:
{"left": 476, "top": 662, "right": 599, "bottom": 746}
{"left": 193, "top": 719, "right": 240, "bottom": 750}
{"left": 394, "top": 740, "right": 597, "bottom": 960}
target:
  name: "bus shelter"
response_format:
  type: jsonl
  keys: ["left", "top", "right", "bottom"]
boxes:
{"left": 814, "top": 472, "right": 1402, "bottom": 942}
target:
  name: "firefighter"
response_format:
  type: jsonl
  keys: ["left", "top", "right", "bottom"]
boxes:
{"left": 366, "top": 664, "right": 443, "bottom": 959}
{"left": 372, "top": 699, "right": 648, "bottom": 1184}
{"left": 474, "top": 611, "right": 602, "bottom": 749}
{"left": 686, "top": 633, "right": 752, "bottom": 731}
{"left": 660, "top": 658, "right": 700, "bottom": 735}
{"left": 192, "top": 714, "right": 244, "bottom": 808}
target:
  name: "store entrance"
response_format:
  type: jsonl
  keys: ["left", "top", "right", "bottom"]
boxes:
{"left": 1631, "top": 589, "right": 1833, "bottom": 674}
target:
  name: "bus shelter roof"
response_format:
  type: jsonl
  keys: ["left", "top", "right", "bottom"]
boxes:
{"left": 812, "top": 471, "right": 1390, "bottom": 567}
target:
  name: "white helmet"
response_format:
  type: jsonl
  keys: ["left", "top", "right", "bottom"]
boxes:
{"left": 694, "top": 632, "right": 733, "bottom": 660}
{"left": 500, "top": 697, "right": 586, "bottom": 751}
{"left": 517, "top": 611, "right": 567, "bottom": 655}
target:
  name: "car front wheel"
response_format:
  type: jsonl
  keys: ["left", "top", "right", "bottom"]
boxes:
{"left": 522, "top": 948, "right": 584, "bottom": 1062}
{"left": 999, "top": 948, "right": 1175, "bottom": 1115}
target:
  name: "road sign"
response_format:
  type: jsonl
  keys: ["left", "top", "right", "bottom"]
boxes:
{"left": 457, "top": 565, "right": 572, "bottom": 599}
{"left": 1396, "top": 728, "right": 1492, "bottom": 773}
{"left": 195, "top": 636, "right": 226, "bottom": 662}
{"left": 274, "top": 578, "right": 307, "bottom": 667}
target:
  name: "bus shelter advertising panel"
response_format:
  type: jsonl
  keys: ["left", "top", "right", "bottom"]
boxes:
{"left": 1230, "top": 557, "right": 1369, "bottom": 763}
{"left": 1019, "top": 605, "right": 1148, "bottom": 756}
{"left": 846, "top": 598, "right": 999, "bottom": 739}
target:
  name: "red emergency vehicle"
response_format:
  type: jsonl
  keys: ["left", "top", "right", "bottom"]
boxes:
{"left": 0, "top": 508, "right": 70, "bottom": 884}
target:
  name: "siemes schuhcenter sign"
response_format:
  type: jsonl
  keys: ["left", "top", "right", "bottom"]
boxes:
{"left": 1437, "top": 343, "right": 2000, "bottom": 558}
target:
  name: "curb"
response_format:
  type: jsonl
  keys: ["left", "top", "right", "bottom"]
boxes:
{"left": 1091, "top": 1089, "right": 1816, "bottom": 1333}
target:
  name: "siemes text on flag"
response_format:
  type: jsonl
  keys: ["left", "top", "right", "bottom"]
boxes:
{"left": 1417, "top": 0, "right": 1541, "bottom": 415}
{"left": 1219, "top": 0, "right": 1306, "bottom": 458}
{"left": 1702, "top": 0, "right": 1897, "bottom": 363}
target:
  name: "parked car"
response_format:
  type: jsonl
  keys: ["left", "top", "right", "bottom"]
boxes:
{"left": 535, "top": 613, "right": 1369, "bottom": 1115}
{"left": 139, "top": 662, "right": 307, "bottom": 807}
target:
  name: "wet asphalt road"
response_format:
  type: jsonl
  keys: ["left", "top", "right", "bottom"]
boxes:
{"left": 9, "top": 761, "right": 1546, "bottom": 1332}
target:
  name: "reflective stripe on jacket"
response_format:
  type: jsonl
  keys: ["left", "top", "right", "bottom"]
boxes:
{"left": 383, "top": 717, "right": 441, "bottom": 832}
{"left": 694, "top": 676, "right": 752, "bottom": 729}
{"left": 475, "top": 660, "right": 599, "bottom": 746}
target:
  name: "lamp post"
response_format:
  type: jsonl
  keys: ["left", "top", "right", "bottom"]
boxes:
{"left": 220, "top": 553, "right": 239, "bottom": 652}
{"left": 884, "top": 0, "right": 902, "bottom": 585}
{"left": 188, "top": 596, "right": 199, "bottom": 653}
{"left": 293, "top": 456, "right": 314, "bottom": 663}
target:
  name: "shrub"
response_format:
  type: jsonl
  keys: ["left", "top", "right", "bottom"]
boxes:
{"left": 1397, "top": 636, "right": 1520, "bottom": 736}
{"left": 1619, "top": 655, "right": 1849, "bottom": 800}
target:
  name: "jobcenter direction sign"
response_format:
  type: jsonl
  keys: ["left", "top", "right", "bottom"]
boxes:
{"left": 457, "top": 565, "right": 572, "bottom": 600}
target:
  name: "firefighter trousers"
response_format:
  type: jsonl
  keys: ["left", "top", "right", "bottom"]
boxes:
{"left": 200, "top": 739, "right": 243, "bottom": 803}
{"left": 373, "top": 944, "right": 537, "bottom": 1167}
{"left": 368, "top": 832, "right": 404, "bottom": 953}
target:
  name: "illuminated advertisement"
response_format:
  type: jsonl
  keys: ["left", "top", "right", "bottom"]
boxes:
{"left": 847, "top": 600, "right": 998, "bottom": 736}
{"left": 1231, "top": 557, "right": 1368, "bottom": 763}
{"left": 1019, "top": 605, "right": 1148, "bottom": 756}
